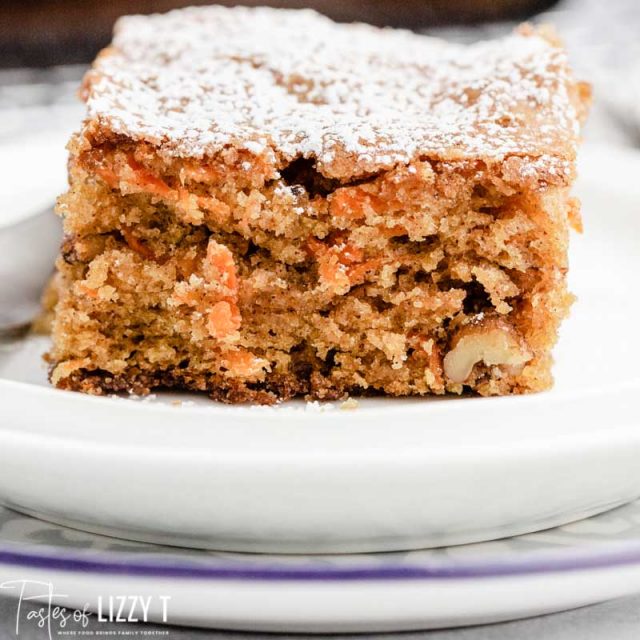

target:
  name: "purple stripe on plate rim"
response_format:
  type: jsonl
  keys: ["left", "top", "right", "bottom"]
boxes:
{"left": 2, "top": 540, "right": 640, "bottom": 581}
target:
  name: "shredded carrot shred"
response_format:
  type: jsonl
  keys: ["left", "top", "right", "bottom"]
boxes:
{"left": 94, "top": 165, "right": 119, "bottom": 189}
{"left": 126, "top": 154, "right": 173, "bottom": 197}
{"left": 78, "top": 284, "right": 98, "bottom": 299}
{"left": 346, "top": 258, "right": 383, "bottom": 284}
{"left": 380, "top": 224, "right": 408, "bottom": 238}
{"left": 205, "top": 240, "right": 238, "bottom": 292}
{"left": 329, "top": 188, "right": 383, "bottom": 220}
{"left": 222, "top": 349, "right": 265, "bottom": 377}
{"left": 121, "top": 227, "right": 156, "bottom": 260}
{"left": 207, "top": 300, "right": 241, "bottom": 339}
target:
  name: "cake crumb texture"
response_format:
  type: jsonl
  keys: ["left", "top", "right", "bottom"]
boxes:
{"left": 49, "top": 6, "right": 590, "bottom": 404}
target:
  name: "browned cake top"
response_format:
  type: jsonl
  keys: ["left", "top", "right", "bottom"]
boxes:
{"left": 81, "top": 6, "right": 584, "bottom": 179}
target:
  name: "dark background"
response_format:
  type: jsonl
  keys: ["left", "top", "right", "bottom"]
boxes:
{"left": 1, "top": 0, "right": 559, "bottom": 68}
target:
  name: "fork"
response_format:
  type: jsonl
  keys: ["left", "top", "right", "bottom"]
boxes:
{"left": 0, "top": 207, "right": 61, "bottom": 338}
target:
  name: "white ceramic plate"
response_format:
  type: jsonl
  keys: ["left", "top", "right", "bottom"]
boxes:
{"left": 1, "top": 144, "right": 640, "bottom": 555}
{"left": 3, "top": 501, "right": 640, "bottom": 631}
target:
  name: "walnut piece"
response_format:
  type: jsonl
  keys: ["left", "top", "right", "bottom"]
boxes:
{"left": 443, "top": 319, "right": 532, "bottom": 384}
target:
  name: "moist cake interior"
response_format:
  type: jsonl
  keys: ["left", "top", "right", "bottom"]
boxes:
{"left": 47, "top": 7, "right": 590, "bottom": 403}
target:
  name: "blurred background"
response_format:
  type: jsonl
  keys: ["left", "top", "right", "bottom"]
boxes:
{"left": 1, "top": 0, "right": 561, "bottom": 67}
{"left": 0, "top": 0, "right": 639, "bottom": 157}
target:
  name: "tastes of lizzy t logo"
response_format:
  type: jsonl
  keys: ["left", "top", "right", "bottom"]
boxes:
{"left": 0, "top": 580, "right": 171, "bottom": 638}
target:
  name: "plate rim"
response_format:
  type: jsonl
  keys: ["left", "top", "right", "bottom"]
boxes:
{"left": 2, "top": 142, "right": 640, "bottom": 570}
{"left": 3, "top": 505, "right": 640, "bottom": 582}
{"left": 4, "top": 539, "right": 640, "bottom": 582}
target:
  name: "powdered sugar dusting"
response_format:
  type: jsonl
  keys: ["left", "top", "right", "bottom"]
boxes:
{"left": 83, "top": 6, "right": 582, "bottom": 179}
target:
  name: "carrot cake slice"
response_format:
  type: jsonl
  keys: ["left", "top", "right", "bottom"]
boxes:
{"left": 48, "top": 6, "right": 590, "bottom": 403}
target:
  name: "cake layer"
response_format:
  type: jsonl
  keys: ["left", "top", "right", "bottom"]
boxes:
{"left": 50, "top": 139, "right": 574, "bottom": 402}
{"left": 48, "top": 6, "right": 589, "bottom": 403}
